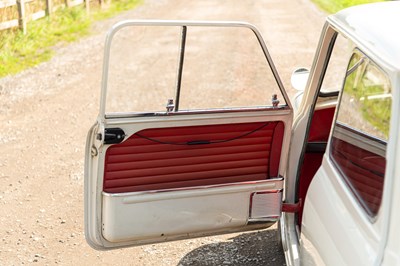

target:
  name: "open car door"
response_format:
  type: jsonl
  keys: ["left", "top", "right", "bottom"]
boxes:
{"left": 84, "top": 20, "right": 293, "bottom": 250}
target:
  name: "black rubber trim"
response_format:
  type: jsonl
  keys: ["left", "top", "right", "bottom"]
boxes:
{"left": 318, "top": 90, "right": 339, "bottom": 98}
{"left": 305, "top": 142, "right": 327, "bottom": 153}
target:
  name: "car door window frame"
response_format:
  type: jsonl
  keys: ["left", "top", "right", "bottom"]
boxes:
{"left": 98, "top": 20, "right": 292, "bottom": 119}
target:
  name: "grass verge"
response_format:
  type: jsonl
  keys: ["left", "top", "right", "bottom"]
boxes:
{"left": 311, "top": 0, "right": 385, "bottom": 13}
{"left": 0, "top": 0, "right": 141, "bottom": 78}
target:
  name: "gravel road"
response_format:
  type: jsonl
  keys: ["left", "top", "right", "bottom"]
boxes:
{"left": 0, "top": 0, "right": 324, "bottom": 265}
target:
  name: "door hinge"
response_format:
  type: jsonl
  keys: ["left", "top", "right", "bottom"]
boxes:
{"left": 282, "top": 199, "right": 302, "bottom": 213}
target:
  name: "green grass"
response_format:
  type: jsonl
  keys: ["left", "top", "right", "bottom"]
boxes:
{"left": 0, "top": 0, "right": 141, "bottom": 78}
{"left": 311, "top": 0, "right": 385, "bottom": 13}
{"left": 92, "top": 0, "right": 142, "bottom": 20}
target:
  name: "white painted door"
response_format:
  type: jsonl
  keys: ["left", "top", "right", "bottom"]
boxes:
{"left": 84, "top": 20, "right": 293, "bottom": 250}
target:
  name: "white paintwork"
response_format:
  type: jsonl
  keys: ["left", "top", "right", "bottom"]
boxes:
{"left": 382, "top": 71, "right": 400, "bottom": 265}
{"left": 301, "top": 156, "right": 381, "bottom": 265}
{"left": 328, "top": 2, "right": 400, "bottom": 72}
{"left": 300, "top": 3, "right": 400, "bottom": 265}
{"left": 290, "top": 68, "right": 310, "bottom": 92}
{"left": 102, "top": 180, "right": 282, "bottom": 243}
{"left": 285, "top": 23, "right": 337, "bottom": 202}
{"left": 281, "top": 23, "right": 338, "bottom": 266}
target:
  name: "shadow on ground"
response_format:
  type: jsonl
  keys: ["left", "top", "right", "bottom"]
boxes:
{"left": 178, "top": 229, "right": 286, "bottom": 266}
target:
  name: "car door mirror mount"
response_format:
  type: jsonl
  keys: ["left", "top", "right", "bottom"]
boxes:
{"left": 291, "top": 67, "right": 310, "bottom": 91}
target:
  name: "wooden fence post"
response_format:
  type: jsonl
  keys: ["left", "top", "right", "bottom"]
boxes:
{"left": 46, "top": 0, "right": 52, "bottom": 16}
{"left": 16, "top": 0, "right": 27, "bottom": 34}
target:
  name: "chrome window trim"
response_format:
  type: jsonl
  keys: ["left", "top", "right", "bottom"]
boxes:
{"left": 104, "top": 105, "right": 290, "bottom": 119}
{"left": 103, "top": 177, "right": 284, "bottom": 199}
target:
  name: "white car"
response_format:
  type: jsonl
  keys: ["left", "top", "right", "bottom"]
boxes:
{"left": 84, "top": 2, "right": 400, "bottom": 265}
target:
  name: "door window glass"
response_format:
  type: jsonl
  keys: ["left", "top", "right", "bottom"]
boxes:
{"left": 104, "top": 24, "right": 286, "bottom": 115}
{"left": 179, "top": 27, "right": 283, "bottom": 111}
{"left": 330, "top": 50, "right": 391, "bottom": 217}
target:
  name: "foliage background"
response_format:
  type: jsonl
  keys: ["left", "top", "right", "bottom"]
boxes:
{"left": 0, "top": 0, "right": 141, "bottom": 77}
{"left": 0, "top": 0, "right": 387, "bottom": 77}
{"left": 312, "top": 0, "right": 385, "bottom": 13}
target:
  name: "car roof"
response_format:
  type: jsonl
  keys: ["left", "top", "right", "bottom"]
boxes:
{"left": 327, "top": 2, "right": 400, "bottom": 73}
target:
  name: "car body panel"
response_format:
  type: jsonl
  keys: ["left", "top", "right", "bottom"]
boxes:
{"left": 300, "top": 3, "right": 400, "bottom": 265}
{"left": 302, "top": 157, "right": 380, "bottom": 266}
{"left": 328, "top": 2, "right": 400, "bottom": 72}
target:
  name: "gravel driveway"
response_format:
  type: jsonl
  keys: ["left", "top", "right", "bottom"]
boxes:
{"left": 0, "top": 0, "right": 324, "bottom": 264}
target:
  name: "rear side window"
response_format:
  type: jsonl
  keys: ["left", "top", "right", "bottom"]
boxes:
{"left": 330, "top": 50, "right": 391, "bottom": 217}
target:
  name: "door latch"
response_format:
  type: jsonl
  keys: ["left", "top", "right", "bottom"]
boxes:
{"left": 104, "top": 128, "right": 126, "bottom": 144}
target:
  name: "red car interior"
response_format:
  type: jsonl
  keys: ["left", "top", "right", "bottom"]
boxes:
{"left": 331, "top": 137, "right": 385, "bottom": 216}
{"left": 103, "top": 121, "right": 284, "bottom": 193}
{"left": 297, "top": 107, "right": 336, "bottom": 224}
{"left": 307, "top": 107, "right": 336, "bottom": 142}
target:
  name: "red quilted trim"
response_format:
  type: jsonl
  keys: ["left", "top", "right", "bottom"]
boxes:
{"left": 103, "top": 122, "right": 284, "bottom": 193}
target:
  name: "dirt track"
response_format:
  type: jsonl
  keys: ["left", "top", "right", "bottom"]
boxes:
{"left": 0, "top": 0, "right": 324, "bottom": 264}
